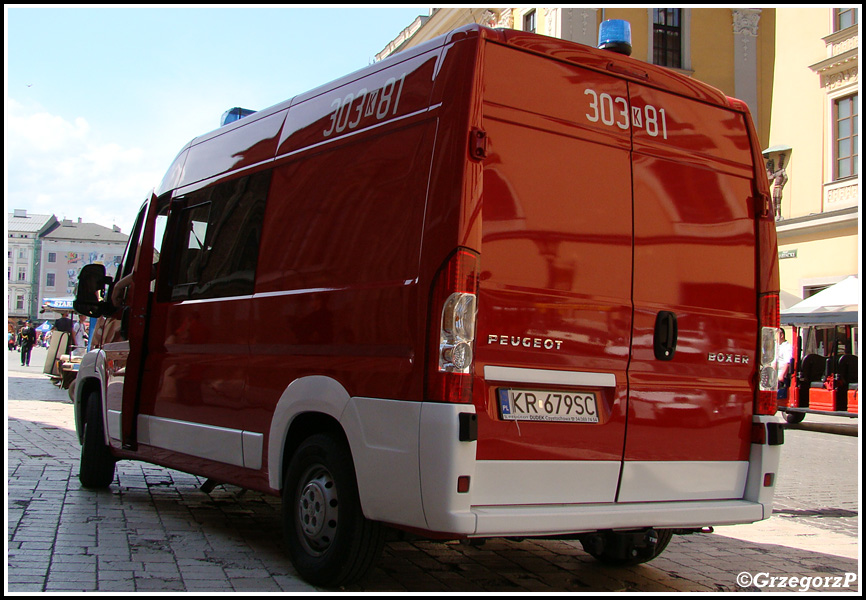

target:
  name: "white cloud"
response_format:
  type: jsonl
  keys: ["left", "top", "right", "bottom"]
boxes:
{"left": 7, "top": 101, "right": 91, "bottom": 152}
{"left": 7, "top": 99, "right": 162, "bottom": 232}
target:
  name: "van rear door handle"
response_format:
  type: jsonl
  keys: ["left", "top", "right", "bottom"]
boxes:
{"left": 653, "top": 311, "right": 678, "bottom": 361}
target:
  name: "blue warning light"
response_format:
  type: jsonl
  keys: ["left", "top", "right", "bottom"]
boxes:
{"left": 598, "top": 19, "right": 633, "bottom": 56}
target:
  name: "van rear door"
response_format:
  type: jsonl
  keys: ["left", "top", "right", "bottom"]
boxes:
{"left": 474, "top": 41, "right": 762, "bottom": 507}
{"left": 474, "top": 43, "right": 633, "bottom": 505}
{"left": 620, "top": 84, "right": 759, "bottom": 502}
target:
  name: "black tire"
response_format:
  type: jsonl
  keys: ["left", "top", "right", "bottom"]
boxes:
{"left": 785, "top": 411, "right": 806, "bottom": 424}
{"left": 78, "top": 391, "right": 116, "bottom": 488}
{"left": 282, "top": 433, "right": 384, "bottom": 587}
{"left": 583, "top": 528, "right": 674, "bottom": 566}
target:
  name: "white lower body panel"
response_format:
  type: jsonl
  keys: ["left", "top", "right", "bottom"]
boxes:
{"left": 617, "top": 460, "right": 749, "bottom": 502}
{"left": 473, "top": 460, "right": 750, "bottom": 506}
{"left": 474, "top": 460, "right": 621, "bottom": 505}
{"left": 107, "top": 410, "right": 264, "bottom": 470}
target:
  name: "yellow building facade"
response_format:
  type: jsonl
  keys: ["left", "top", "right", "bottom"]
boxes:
{"left": 768, "top": 7, "right": 858, "bottom": 303}
{"left": 379, "top": 7, "right": 859, "bottom": 308}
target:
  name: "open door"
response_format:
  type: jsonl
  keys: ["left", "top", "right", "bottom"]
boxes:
{"left": 102, "top": 193, "right": 161, "bottom": 450}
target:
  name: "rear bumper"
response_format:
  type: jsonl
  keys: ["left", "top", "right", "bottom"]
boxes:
{"left": 345, "top": 397, "right": 782, "bottom": 537}
{"left": 470, "top": 499, "right": 765, "bottom": 538}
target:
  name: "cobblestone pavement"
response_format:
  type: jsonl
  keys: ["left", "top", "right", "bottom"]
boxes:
{"left": 769, "top": 420, "right": 859, "bottom": 538}
{"left": 6, "top": 347, "right": 861, "bottom": 593}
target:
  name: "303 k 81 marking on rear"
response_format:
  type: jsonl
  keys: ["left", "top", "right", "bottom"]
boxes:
{"left": 584, "top": 88, "right": 669, "bottom": 140}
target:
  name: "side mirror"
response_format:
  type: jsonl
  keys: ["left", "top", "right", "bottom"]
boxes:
{"left": 73, "top": 264, "right": 114, "bottom": 318}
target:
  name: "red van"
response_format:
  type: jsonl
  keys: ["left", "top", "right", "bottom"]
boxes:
{"left": 73, "top": 24, "right": 783, "bottom": 586}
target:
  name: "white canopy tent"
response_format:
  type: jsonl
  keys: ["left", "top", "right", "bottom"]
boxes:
{"left": 781, "top": 276, "right": 860, "bottom": 326}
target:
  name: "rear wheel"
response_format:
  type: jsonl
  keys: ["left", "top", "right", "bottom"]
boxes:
{"left": 282, "top": 433, "right": 384, "bottom": 587}
{"left": 78, "top": 392, "right": 116, "bottom": 488}
{"left": 581, "top": 528, "right": 673, "bottom": 566}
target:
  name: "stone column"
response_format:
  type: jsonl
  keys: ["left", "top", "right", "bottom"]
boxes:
{"left": 732, "top": 8, "right": 762, "bottom": 124}
{"left": 559, "top": 8, "right": 600, "bottom": 47}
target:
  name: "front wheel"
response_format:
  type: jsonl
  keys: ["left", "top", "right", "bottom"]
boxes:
{"left": 282, "top": 433, "right": 384, "bottom": 587}
{"left": 78, "top": 391, "right": 116, "bottom": 488}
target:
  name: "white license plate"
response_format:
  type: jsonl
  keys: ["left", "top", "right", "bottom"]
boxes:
{"left": 498, "top": 388, "right": 599, "bottom": 423}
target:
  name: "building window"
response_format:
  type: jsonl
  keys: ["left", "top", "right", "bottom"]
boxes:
{"left": 18, "top": 267, "right": 27, "bottom": 282}
{"left": 523, "top": 10, "right": 536, "bottom": 33}
{"left": 834, "top": 8, "right": 858, "bottom": 31}
{"left": 16, "top": 293, "right": 25, "bottom": 311}
{"left": 653, "top": 8, "right": 682, "bottom": 69}
{"left": 48, "top": 252, "right": 56, "bottom": 263}
{"left": 47, "top": 273, "right": 56, "bottom": 288}
{"left": 834, "top": 95, "right": 858, "bottom": 180}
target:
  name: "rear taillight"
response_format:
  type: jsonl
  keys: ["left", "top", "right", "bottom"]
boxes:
{"left": 756, "top": 292, "right": 780, "bottom": 415}
{"left": 426, "top": 249, "right": 479, "bottom": 403}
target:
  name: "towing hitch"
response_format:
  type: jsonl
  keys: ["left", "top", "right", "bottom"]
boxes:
{"left": 580, "top": 527, "right": 676, "bottom": 565}
{"left": 581, "top": 528, "right": 660, "bottom": 561}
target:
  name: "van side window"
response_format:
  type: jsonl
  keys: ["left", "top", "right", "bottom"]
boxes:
{"left": 120, "top": 203, "right": 148, "bottom": 282}
{"left": 151, "top": 195, "right": 171, "bottom": 293}
{"left": 163, "top": 170, "right": 271, "bottom": 301}
{"left": 170, "top": 201, "right": 211, "bottom": 300}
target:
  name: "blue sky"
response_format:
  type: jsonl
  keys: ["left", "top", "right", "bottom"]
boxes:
{"left": 6, "top": 6, "right": 426, "bottom": 233}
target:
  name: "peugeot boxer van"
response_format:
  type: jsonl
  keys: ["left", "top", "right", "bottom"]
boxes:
{"left": 73, "top": 23, "right": 783, "bottom": 586}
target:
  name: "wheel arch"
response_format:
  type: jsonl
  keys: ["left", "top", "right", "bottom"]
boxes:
{"left": 74, "top": 377, "right": 105, "bottom": 444}
{"left": 72, "top": 351, "right": 107, "bottom": 444}
{"left": 266, "top": 376, "right": 430, "bottom": 531}
{"left": 282, "top": 412, "right": 349, "bottom": 481}
{"left": 267, "top": 376, "right": 353, "bottom": 491}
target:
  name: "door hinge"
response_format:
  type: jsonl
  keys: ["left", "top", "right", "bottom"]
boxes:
{"left": 469, "top": 128, "right": 488, "bottom": 161}
{"left": 754, "top": 193, "right": 773, "bottom": 219}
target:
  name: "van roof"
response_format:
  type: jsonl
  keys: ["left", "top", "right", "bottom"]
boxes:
{"left": 160, "top": 24, "right": 742, "bottom": 196}
{"left": 188, "top": 25, "right": 733, "bottom": 150}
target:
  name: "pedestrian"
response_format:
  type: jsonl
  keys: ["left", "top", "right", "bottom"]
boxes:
{"left": 777, "top": 329, "right": 793, "bottom": 399}
{"left": 19, "top": 320, "right": 37, "bottom": 367}
{"left": 54, "top": 311, "right": 74, "bottom": 353}
{"left": 72, "top": 314, "right": 88, "bottom": 350}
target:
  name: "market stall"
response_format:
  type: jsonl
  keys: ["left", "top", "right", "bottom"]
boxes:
{"left": 779, "top": 276, "right": 859, "bottom": 423}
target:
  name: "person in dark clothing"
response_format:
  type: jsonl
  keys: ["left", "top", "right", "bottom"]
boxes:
{"left": 19, "top": 320, "right": 37, "bottom": 366}
{"left": 54, "top": 311, "right": 75, "bottom": 353}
